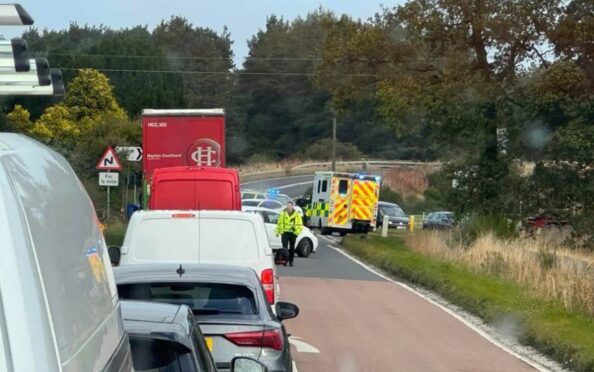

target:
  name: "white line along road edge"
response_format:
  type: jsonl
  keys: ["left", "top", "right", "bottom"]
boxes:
{"left": 318, "top": 236, "right": 565, "bottom": 372}
{"left": 289, "top": 336, "right": 320, "bottom": 354}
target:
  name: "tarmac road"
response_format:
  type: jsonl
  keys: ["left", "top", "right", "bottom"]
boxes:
{"left": 243, "top": 176, "right": 537, "bottom": 372}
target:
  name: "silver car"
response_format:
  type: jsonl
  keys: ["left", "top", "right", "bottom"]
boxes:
{"left": 114, "top": 264, "right": 299, "bottom": 372}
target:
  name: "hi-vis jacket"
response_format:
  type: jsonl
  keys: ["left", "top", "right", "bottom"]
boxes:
{"left": 276, "top": 210, "right": 303, "bottom": 236}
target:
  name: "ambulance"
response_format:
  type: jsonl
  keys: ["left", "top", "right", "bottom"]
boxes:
{"left": 308, "top": 171, "right": 381, "bottom": 235}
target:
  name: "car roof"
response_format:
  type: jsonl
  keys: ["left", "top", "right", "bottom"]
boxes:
{"left": 121, "top": 300, "right": 195, "bottom": 349}
{"left": 243, "top": 207, "right": 280, "bottom": 214}
{"left": 378, "top": 201, "right": 401, "bottom": 207}
{"left": 114, "top": 263, "right": 261, "bottom": 287}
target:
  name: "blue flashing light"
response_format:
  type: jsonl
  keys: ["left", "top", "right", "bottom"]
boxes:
{"left": 267, "top": 188, "right": 280, "bottom": 196}
{"left": 375, "top": 176, "right": 382, "bottom": 183}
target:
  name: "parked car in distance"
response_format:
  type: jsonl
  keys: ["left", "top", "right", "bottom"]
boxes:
{"left": 116, "top": 264, "right": 299, "bottom": 372}
{"left": 0, "top": 133, "right": 133, "bottom": 372}
{"left": 244, "top": 207, "right": 318, "bottom": 257}
{"left": 377, "top": 201, "right": 409, "bottom": 229}
{"left": 110, "top": 210, "right": 279, "bottom": 305}
{"left": 241, "top": 189, "right": 267, "bottom": 200}
{"left": 423, "top": 211, "right": 456, "bottom": 230}
{"left": 242, "top": 198, "right": 304, "bottom": 217}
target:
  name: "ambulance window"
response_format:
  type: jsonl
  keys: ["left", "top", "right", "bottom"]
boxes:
{"left": 338, "top": 180, "right": 348, "bottom": 194}
{"left": 317, "top": 180, "right": 321, "bottom": 194}
{"left": 321, "top": 180, "right": 328, "bottom": 192}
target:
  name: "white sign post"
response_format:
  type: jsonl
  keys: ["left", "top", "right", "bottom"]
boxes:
{"left": 99, "top": 172, "right": 119, "bottom": 187}
{"left": 96, "top": 146, "right": 123, "bottom": 219}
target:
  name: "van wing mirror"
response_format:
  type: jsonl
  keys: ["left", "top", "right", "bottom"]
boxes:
{"left": 275, "top": 301, "right": 299, "bottom": 321}
{"left": 108, "top": 246, "right": 121, "bottom": 266}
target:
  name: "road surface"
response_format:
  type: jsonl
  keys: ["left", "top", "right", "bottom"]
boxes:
{"left": 243, "top": 176, "right": 536, "bottom": 372}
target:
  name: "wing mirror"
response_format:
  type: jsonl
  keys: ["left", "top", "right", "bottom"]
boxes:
{"left": 231, "top": 357, "right": 268, "bottom": 372}
{"left": 108, "top": 246, "right": 121, "bottom": 266}
{"left": 275, "top": 301, "right": 299, "bottom": 321}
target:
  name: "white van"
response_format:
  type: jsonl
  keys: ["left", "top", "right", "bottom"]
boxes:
{"left": 0, "top": 133, "right": 132, "bottom": 371}
{"left": 114, "top": 210, "right": 279, "bottom": 304}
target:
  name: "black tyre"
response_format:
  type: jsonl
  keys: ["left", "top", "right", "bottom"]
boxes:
{"left": 339, "top": 231, "right": 347, "bottom": 237}
{"left": 297, "top": 238, "right": 313, "bottom": 257}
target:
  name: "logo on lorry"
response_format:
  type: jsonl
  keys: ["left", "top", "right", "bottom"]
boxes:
{"left": 187, "top": 138, "right": 221, "bottom": 166}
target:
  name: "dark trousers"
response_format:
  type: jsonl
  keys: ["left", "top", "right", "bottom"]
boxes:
{"left": 281, "top": 232, "right": 297, "bottom": 264}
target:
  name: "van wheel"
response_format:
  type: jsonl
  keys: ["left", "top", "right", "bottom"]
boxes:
{"left": 297, "top": 238, "right": 313, "bottom": 257}
{"left": 339, "top": 231, "right": 347, "bottom": 237}
{"left": 318, "top": 220, "right": 330, "bottom": 235}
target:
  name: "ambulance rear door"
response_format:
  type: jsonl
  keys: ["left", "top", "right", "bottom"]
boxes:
{"left": 329, "top": 175, "right": 352, "bottom": 229}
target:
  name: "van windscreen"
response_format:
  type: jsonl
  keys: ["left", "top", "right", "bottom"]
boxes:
{"left": 132, "top": 219, "right": 198, "bottom": 261}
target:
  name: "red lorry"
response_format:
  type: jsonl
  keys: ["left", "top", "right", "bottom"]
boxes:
{"left": 142, "top": 109, "right": 240, "bottom": 210}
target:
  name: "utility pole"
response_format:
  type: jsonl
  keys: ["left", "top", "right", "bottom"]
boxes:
{"left": 332, "top": 114, "right": 337, "bottom": 172}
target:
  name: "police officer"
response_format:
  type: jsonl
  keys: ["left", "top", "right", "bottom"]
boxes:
{"left": 275, "top": 201, "right": 303, "bottom": 267}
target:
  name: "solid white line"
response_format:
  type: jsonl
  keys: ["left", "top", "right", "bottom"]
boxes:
{"left": 274, "top": 181, "right": 312, "bottom": 190}
{"left": 241, "top": 175, "right": 313, "bottom": 186}
{"left": 292, "top": 360, "right": 298, "bottom": 372}
{"left": 325, "top": 243, "right": 554, "bottom": 372}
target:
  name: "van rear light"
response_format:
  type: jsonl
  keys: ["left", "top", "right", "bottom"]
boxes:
{"left": 172, "top": 213, "right": 195, "bottom": 218}
{"left": 261, "top": 269, "right": 275, "bottom": 304}
{"left": 224, "top": 329, "right": 283, "bottom": 351}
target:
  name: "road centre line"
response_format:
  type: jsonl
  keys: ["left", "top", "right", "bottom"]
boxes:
{"left": 323, "top": 241, "right": 555, "bottom": 372}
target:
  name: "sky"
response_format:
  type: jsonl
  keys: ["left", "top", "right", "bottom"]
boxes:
{"left": 4, "top": 1, "right": 403, "bottom": 66}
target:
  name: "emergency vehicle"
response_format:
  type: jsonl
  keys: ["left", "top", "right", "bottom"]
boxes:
{"left": 308, "top": 171, "right": 381, "bottom": 234}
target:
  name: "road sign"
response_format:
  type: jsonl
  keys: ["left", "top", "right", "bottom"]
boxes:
{"left": 96, "top": 146, "right": 122, "bottom": 170}
{"left": 115, "top": 146, "right": 142, "bottom": 161}
{"left": 99, "top": 172, "right": 119, "bottom": 187}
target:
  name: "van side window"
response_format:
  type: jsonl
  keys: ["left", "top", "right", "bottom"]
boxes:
{"left": 338, "top": 180, "right": 348, "bottom": 194}
{"left": 317, "top": 180, "right": 321, "bottom": 194}
{"left": 321, "top": 180, "right": 328, "bottom": 193}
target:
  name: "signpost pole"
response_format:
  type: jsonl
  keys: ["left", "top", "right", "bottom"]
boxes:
{"left": 106, "top": 169, "right": 111, "bottom": 220}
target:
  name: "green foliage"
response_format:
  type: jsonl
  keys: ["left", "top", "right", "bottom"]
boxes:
{"left": 379, "top": 186, "right": 403, "bottom": 205}
{"left": 301, "top": 139, "right": 362, "bottom": 160}
{"left": 343, "top": 235, "right": 594, "bottom": 371}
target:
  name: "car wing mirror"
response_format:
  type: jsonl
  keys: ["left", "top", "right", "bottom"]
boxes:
{"left": 108, "top": 246, "right": 121, "bottom": 266}
{"left": 275, "top": 301, "right": 299, "bottom": 321}
{"left": 231, "top": 357, "right": 268, "bottom": 372}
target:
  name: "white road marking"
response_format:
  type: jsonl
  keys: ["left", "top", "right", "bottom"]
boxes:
{"left": 325, "top": 243, "right": 556, "bottom": 372}
{"left": 292, "top": 360, "right": 299, "bottom": 372}
{"left": 273, "top": 181, "right": 312, "bottom": 190}
{"left": 289, "top": 336, "right": 320, "bottom": 353}
{"left": 241, "top": 175, "right": 313, "bottom": 186}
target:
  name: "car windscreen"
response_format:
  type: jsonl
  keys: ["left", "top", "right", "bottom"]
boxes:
{"left": 271, "top": 194, "right": 291, "bottom": 204}
{"left": 119, "top": 282, "right": 258, "bottom": 315}
{"left": 241, "top": 200, "right": 259, "bottom": 206}
{"left": 380, "top": 206, "right": 406, "bottom": 218}
{"left": 129, "top": 336, "right": 197, "bottom": 372}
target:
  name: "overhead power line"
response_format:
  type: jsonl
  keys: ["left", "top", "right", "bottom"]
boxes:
{"left": 37, "top": 52, "right": 323, "bottom": 61}
{"left": 57, "top": 66, "right": 383, "bottom": 78}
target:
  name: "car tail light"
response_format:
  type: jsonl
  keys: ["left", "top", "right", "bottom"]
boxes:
{"left": 261, "top": 269, "right": 275, "bottom": 304}
{"left": 224, "top": 329, "right": 283, "bottom": 351}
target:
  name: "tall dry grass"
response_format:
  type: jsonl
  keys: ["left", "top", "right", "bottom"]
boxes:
{"left": 406, "top": 232, "right": 594, "bottom": 315}
{"left": 382, "top": 166, "right": 435, "bottom": 198}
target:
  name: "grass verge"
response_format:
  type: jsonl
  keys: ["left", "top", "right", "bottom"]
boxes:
{"left": 343, "top": 234, "right": 594, "bottom": 372}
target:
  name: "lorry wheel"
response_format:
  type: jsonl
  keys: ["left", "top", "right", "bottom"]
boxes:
{"left": 297, "top": 238, "right": 313, "bottom": 257}
{"left": 339, "top": 231, "right": 347, "bottom": 237}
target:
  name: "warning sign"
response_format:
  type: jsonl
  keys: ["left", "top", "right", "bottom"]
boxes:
{"left": 96, "top": 146, "right": 123, "bottom": 171}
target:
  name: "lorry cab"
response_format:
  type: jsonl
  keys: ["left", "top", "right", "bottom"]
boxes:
{"left": 148, "top": 166, "right": 241, "bottom": 211}
{"left": 0, "top": 134, "right": 132, "bottom": 371}
{"left": 309, "top": 171, "right": 381, "bottom": 235}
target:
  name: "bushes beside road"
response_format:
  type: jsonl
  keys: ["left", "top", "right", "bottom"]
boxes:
{"left": 342, "top": 234, "right": 594, "bottom": 371}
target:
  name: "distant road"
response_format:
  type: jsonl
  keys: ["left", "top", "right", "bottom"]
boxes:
{"left": 245, "top": 174, "right": 538, "bottom": 372}
{"left": 241, "top": 174, "right": 314, "bottom": 199}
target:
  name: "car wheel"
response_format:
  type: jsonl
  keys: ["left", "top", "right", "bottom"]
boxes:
{"left": 297, "top": 238, "right": 313, "bottom": 257}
